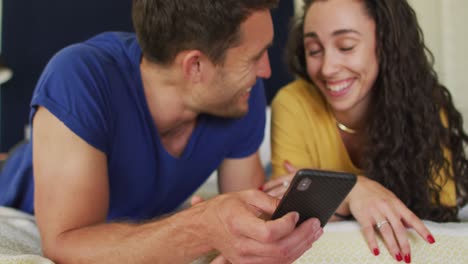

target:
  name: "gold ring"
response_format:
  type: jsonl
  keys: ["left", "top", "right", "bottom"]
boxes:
{"left": 376, "top": 220, "right": 389, "bottom": 230}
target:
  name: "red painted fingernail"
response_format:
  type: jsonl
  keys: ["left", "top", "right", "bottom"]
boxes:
{"left": 427, "top": 234, "right": 435, "bottom": 244}
{"left": 373, "top": 248, "right": 380, "bottom": 256}
{"left": 258, "top": 186, "right": 264, "bottom": 191}
{"left": 404, "top": 254, "right": 411, "bottom": 263}
{"left": 396, "top": 253, "right": 403, "bottom": 261}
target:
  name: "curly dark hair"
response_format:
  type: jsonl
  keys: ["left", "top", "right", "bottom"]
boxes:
{"left": 287, "top": 0, "right": 468, "bottom": 222}
{"left": 132, "top": 0, "right": 278, "bottom": 65}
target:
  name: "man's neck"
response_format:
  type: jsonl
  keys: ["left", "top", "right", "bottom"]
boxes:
{"left": 140, "top": 57, "right": 198, "bottom": 136}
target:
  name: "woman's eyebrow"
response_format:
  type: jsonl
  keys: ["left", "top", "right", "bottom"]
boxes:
{"left": 304, "top": 29, "right": 361, "bottom": 39}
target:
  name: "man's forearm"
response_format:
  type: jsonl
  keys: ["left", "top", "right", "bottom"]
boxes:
{"left": 44, "top": 206, "right": 212, "bottom": 264}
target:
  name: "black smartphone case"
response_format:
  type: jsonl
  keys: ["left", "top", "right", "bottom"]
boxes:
{"left": 271, "top": 169, "right": 357, "bottom": 227}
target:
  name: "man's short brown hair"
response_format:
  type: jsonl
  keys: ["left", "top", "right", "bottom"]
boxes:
{"left": 132, "top": 0, "right": 278, "bottom": 65}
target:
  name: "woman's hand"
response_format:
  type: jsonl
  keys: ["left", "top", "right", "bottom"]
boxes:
{"left": 261, "top": 161, "right": 297, "bottom": 198}
{"left": 347, "top": 176, "right": 436, "bottom": 262}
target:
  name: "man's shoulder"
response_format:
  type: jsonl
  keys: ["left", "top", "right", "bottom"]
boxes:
{"left": 84, "top": 32, "right": 137, "bottom": 50}
{"left": 50, "top": 32, "right": 137, "bottom": 66}
{"left": 42, "top": 32, "right": 139, "bottom": 84}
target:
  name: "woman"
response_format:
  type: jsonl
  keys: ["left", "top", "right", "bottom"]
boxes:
{"left": 264, "top": 0, "right": 468, "bottom": 262}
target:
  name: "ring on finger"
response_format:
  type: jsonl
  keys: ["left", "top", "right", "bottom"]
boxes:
{"left": 282, "top": 180, "right": 289, "bottom": 188}
{"left": 376, "top": 220, "right": 389, "bottom": 230}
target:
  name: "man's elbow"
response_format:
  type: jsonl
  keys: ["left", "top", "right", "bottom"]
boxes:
{"left": 41, "top": 232, "right": 74, "bottom": 264}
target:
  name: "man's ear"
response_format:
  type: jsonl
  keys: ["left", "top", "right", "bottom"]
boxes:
{"left": 181, "top": 50, "right": 206, "bottom": 83}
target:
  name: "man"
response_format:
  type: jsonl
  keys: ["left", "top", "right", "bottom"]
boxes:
{"left": 0, "top": 0, "right": 322, "bottom": 263}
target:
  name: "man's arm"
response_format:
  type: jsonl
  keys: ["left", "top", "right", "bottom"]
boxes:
{"left": 33, "top": 107, "right": 321, "bottom": 264}
{"left": 33, "top": 106, "right": 212, "bottom": 263}
{"left": 217, "top": 151, "right": 265, "bottom": 193}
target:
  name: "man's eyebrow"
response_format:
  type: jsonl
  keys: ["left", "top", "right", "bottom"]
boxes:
{"left": 304, "top": 29, "right": 361, "bottom": 39}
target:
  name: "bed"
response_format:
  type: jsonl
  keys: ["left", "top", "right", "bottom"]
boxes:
{"left": 0, "top": 206, "right": 52, "bottom": 264}
{"left": 1, "top": 108, "right": 467, "bottom": 263}
{"left": 1, "top": 205, "right": 466, "bottom": 264}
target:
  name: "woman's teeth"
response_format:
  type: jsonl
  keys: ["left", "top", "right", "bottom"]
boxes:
{"left": 326, "top": 80, "right": 351, "bottom": 92}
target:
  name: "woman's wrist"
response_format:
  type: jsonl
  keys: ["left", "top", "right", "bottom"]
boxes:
{"left": 333, "top": 212, "right": 353, "bottom": 220}
{"left": 341, "top": 175, "right": 366, "bottom": 215}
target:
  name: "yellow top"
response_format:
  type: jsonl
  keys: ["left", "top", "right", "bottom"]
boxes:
{"left": 270, "top": 79, "right": 456, "bottom": 206}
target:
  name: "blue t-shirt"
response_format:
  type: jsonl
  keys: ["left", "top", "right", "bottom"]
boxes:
{"left": 0, "top": 32, "right": 266, "bottom": 221}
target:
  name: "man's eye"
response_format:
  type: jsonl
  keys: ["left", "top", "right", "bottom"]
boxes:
{"left": 308, "top": 50, "right": 322, "bottom": 56}
{"left": 253, "top": 51, "right": 265, "bottom": 62}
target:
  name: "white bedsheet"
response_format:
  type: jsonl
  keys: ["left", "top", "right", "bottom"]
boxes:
{"left": 0, "top": 207, "right": 52, "bottom": 264}
{"left": 1, "top": 205, "right": 467, "bottom": 264}
{"left": 193, "top": 204, "right": 468, "bottom": 264}
{"left": 295, "top": 220, "right": 468, "bottom": 264}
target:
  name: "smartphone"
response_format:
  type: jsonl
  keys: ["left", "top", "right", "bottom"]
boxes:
{"left": 271, "top": 169, "right": 357, "bottom": 227}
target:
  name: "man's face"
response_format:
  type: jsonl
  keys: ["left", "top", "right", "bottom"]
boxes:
{"left": 194, "top": 10, "right": 273, "bottom": 118}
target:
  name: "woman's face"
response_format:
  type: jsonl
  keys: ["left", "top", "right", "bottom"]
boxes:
{"left": 303, "top": 0, "right": 378, "bottom": 116}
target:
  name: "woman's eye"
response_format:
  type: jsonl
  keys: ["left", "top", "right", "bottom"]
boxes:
{"left": 340, "top": 46, "right": 355, "bottom": 52}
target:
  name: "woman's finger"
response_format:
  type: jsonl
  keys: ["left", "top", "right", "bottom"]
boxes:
{"left": 397, "top": 200, "right": 436, "bottom": 245}
{"left": 191, "top": 195, "right": 205, "bottom": 206}
{"left": 261, "top": 160, "right": 299, "bottom": 192}
{"left": 210, "top": 254, "right": 230, "bottom": 264}
{"left": 373, "top": 210, "right": 402, "bottom": 262}
{"left": 262, "top": 174, "right": 294, "bottom": 192}
{"left": 266, "top": 185, "right": 289, "bottom": 199}
{"left": 361, "top": 220, "right": 380, "bottom": 256}
{"left": 284, "top": 160, "right": 297, "bottom": 173}
{"left": 380, "top": 202, "right": 411, "bottom": 262}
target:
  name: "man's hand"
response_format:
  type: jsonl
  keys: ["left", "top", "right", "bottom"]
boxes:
{"left": 195, "top": 190, "right": 323, "bottom": 264}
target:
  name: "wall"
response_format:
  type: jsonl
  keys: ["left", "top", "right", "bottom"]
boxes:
{"left": 294, "top": 0, "right": 303, "bottom": 15}
{"left": 409, "top": 0, "right": 468, "bottom": 113}
{"left": 0, "top": 0, "right": 3, "bottom": 148}
{"left": 0, "top": 0, "right": 2, "bottom": 50}
{"left": 0, "top": 0, "right": 133, "bottom": 151}
{"left": 0, "top": 0, "right": 467, "bottom": 149}
{"left": 264, "top": 0, "right": 295, "bottom": 103}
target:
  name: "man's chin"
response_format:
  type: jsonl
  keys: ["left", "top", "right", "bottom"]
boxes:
{"left": 227, "top": 110, "right": 248, "bottom": 119}
{"left": 213, "top": 106, "right": 249, "bottom": 119}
